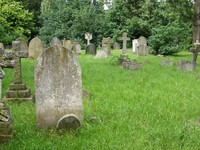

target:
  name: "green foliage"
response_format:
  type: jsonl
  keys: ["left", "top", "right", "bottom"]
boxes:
{"left": 0, "top": 0, "right": 34, "bottom": 44}
{"left": 148, "top": 21, "right": 192, "bottom": 55}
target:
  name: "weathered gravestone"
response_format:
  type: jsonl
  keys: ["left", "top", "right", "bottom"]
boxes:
{"left": 28, "top": 37, "right": 44, "bottom": 59}
{"left": 1, "top": 41, "right": 32, "bottom": 100}
{"left": 122, "top": 59, "right": 142, "bottom": 70}
{"left": 118, "top": 33, "right": 130, "bottom": 64}
{"left": 72, "top": 42, "right": 81, "bottom": 55}
{"left": 177, "top": 60, "right": 194, "bottom": 71}
{"left": 113, "top": 42, "right": 120, "bottom": 50}
{"left": 62, "top": 39, "right": 73, "bottom": 51}
{"left": 0, "top": 67, "right": 5, "bottom": 99}
{"left": 16, "top": 38, "right": 28, "bottom": 51}
{"left": 85, "top": 33, "right": 92, "bottom": 46}
{"left": 50, "top": 37, "right": 62, "bottom": 46}
{"left": 102, "top": 37, "right": 113, "bottom": 55}
{"left": 0, "top": 102, "right": 13, "bottom": 143}
{"left": 85, "top": 44, "right": 96, "bottom": 55}
{"left": 137, "top": 36, "right": 148, "bottom": 56}
{"left": 132, "top": 39, "right": 138, "bottom": 53}
{"left": 160, "top": 60, "right": 173, "bottom": 66}
{"left": 0, "top": 43, "right": 4, "bottom": 51}
{"left": 35, "top": 45, "right": 83, "bottom": 130}
{"left": 95, "top": 50, "right": 108, "bottom": 59}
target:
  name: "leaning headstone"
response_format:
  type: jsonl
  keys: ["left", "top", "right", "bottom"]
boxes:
{"left": 137, "top": 36, "right": 148, "bottom": 56}
{"left": 50, "top": 37, "right": 62, "bottom": 46}
{"left": 113, "top": 42, "right": 120, "bottom": 50}
{"left": 85, "top": 44, "right": 96, "bottom": 55}
{"left": 35, "top": 45, "right": 83, "bottom": 130}
{"left": 95, "top": 50, "right": 108, "bottom": 59}
{"left": 62, "top": 39, "right": 73, "bottom": 51}
{"left": 177, "top": 60, "right": 194, "bottom": 71}
{"left": 160, "top": 60, "right": 173, "bottom": 66}
{"left": 0, "top": 43, "right": 4, "bottom": 51}
{"left": 0, "top": 102, "right": 13, "bottom": 143}
{"left": 16, "top": 38, "right": 28, "bottom": 51}
{"left": 28, "top": 37, "right": 44, "bottom": 59}
{"left": 132, "top": 39, "right": 138, "bottom": 53}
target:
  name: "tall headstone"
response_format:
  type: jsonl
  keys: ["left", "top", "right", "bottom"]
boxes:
{"left": 62, "top": 39, "right": 73, "bottom": 51}
{"left": 85, "top": 44, "right": 96, "bottom": 55}
{"left": 137, "top": 36, "right": 148, "bottom": 56}
{"left": 28, "top": 37, "right": 44, "bottom": 59}
{"left": 35, "top": 45, "right": 83, "bottom": 130}
{"left": 119, "top": 33, "right": 130, "bottom": 55}
{"left": 72, "top": 42, "right": 81, "bottom": 55}
{"left": 132, "top": 39, "right": 138, "bottom": 53}
{"left": 85, "top": 33, "right": 92, "bottom": 45}
{"left": 190, "top": 0, "right": 200, "bottom": 71}
{"left": 50, "top": 37, "right": 62, "bottom": 46}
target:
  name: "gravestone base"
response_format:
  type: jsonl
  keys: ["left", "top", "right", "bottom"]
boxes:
{"left": 122, "top": 60, "right": 142, "bottom": 70}
{"left": 5, "top": 83, "right": 32, "bottom": 101}
{"left": 0, "top": 102, "right": 13, "bottom": 143}
{"left": 118, "top": 54, "right": 130, "bottom": 65}
{"left": 177, "top": 60, "right": 195, "bottom": 71}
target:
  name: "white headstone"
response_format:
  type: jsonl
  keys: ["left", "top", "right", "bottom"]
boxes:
{"left": 132, "top": 39, "right": 138, "bottom": 53}
{"left": 85, "top": 33, "right": 92, "bottom": 45}
{"left": 35, "top": 45, "right": 83, "bottom": 129}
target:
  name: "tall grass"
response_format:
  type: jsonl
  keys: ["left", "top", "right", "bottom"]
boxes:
{"left": 1, "top": 50, "right": 200, "bottom": 149}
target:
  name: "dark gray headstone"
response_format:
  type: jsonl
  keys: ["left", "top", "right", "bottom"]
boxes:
{"left": 85, "top": 44, "right": 96, "bottom": 55}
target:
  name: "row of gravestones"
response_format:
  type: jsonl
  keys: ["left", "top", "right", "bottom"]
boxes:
{"left": 0, "top": 39, "right": 83, "bottom": 142}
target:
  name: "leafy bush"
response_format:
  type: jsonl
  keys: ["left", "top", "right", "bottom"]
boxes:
{"left": 148, "top": 21, "right": 192, "bottom": 55}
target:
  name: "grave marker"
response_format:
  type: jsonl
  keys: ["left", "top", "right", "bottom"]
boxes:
{"left": 119, "top": 33, "right": 130, "bottom": 55}
{"left": 28, "top": 37, "right": 44, "bottom": 59}
{"left": 137, "top": 36, "right": 148, "bottom": 56}
{"left": 35, "top": 45, "right": 83, "bottom": 130}
{"left": 85, "top": 33, "right": 92, "bottom": 45}
{"left": 50, "top": 37, "right": 62, "bottom": 46}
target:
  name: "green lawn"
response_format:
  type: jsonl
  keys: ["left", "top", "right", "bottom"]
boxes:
{"left": 1, "top": 50, "right": 200, "bottom": 149}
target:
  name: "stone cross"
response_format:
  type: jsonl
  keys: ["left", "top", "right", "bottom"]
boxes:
{"left": 119, "top": 33, "right": 130, "bottom": 54}
{"left": 190, "top": 0, "right": 200, "bottom": 71}
{"left": 85, "top": 33, "right": 92, "bottom": 45}
{"left": 0, "top": 41, "right": 32, "bottom": 100}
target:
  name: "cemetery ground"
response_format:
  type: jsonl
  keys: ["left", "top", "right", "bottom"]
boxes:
{"left": 1, "top": 50, "right": 200, "bottom": 149}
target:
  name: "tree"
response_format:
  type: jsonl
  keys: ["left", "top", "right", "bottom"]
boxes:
{"left": 0, "top": 0, "right": 34, "bottom": 44}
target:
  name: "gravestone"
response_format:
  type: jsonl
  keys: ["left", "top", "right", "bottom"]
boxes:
{"left": 102, "top": 37, "right": 113, "bottom": 55}
{"left": 113, "top": 42, "right": 120, "bottom": 49}
{"left": 63, "top": 39, "right": 73, "bottom": 51}
{"left": 72, "top": 42, "right": 81, "bottom": 55}
{"left": 85, "top": 44, "right": 96, "bottom": 55}
{"left": 16, "top": 38, "right": 28, "bottom": 51}
{"left": 0, "top": 67, "right": 5, "bottom": 99}
{"left": 132, "top": 39, "right": 138, "bottom": 53}
{"left": 50, "top": 37, "right": 62, "bottom": 46}
{"left": 0, "top": 102, "right": 13, "bottom": 143}
{"left": 35, "top": 45, "right": 83, "bottom": 130}
{"left": 0, "top": 43, "right": 4, "bottom": 51}
{"left": 95, "top": 50, "right": 108, "bottom": 59}
{"left": 5, "top": 41, "right": 32, "bottom": 100}
{"left": 160, "top": 60, "right": 173, "bottom": 66}
{"left": 119, "top": 33, "right": 130, "bottom": 55}
{"left": 122, "top": 60, "right": 142, "bottom": 70}
{"left": 177, "top": 60, "right": 194, "bottom": 71}
{"left": 137, "top": 36, "right": 148, "bottom": 56}
{"left": 28, "top": 37, "right": 44, "bottom": 59}
{"left": 85, "top": 33, "right": 92, "bottom": 45}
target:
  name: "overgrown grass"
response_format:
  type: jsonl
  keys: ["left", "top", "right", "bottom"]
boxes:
{"left": 1, "top": 50, "right": 200, "bottom": 149}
